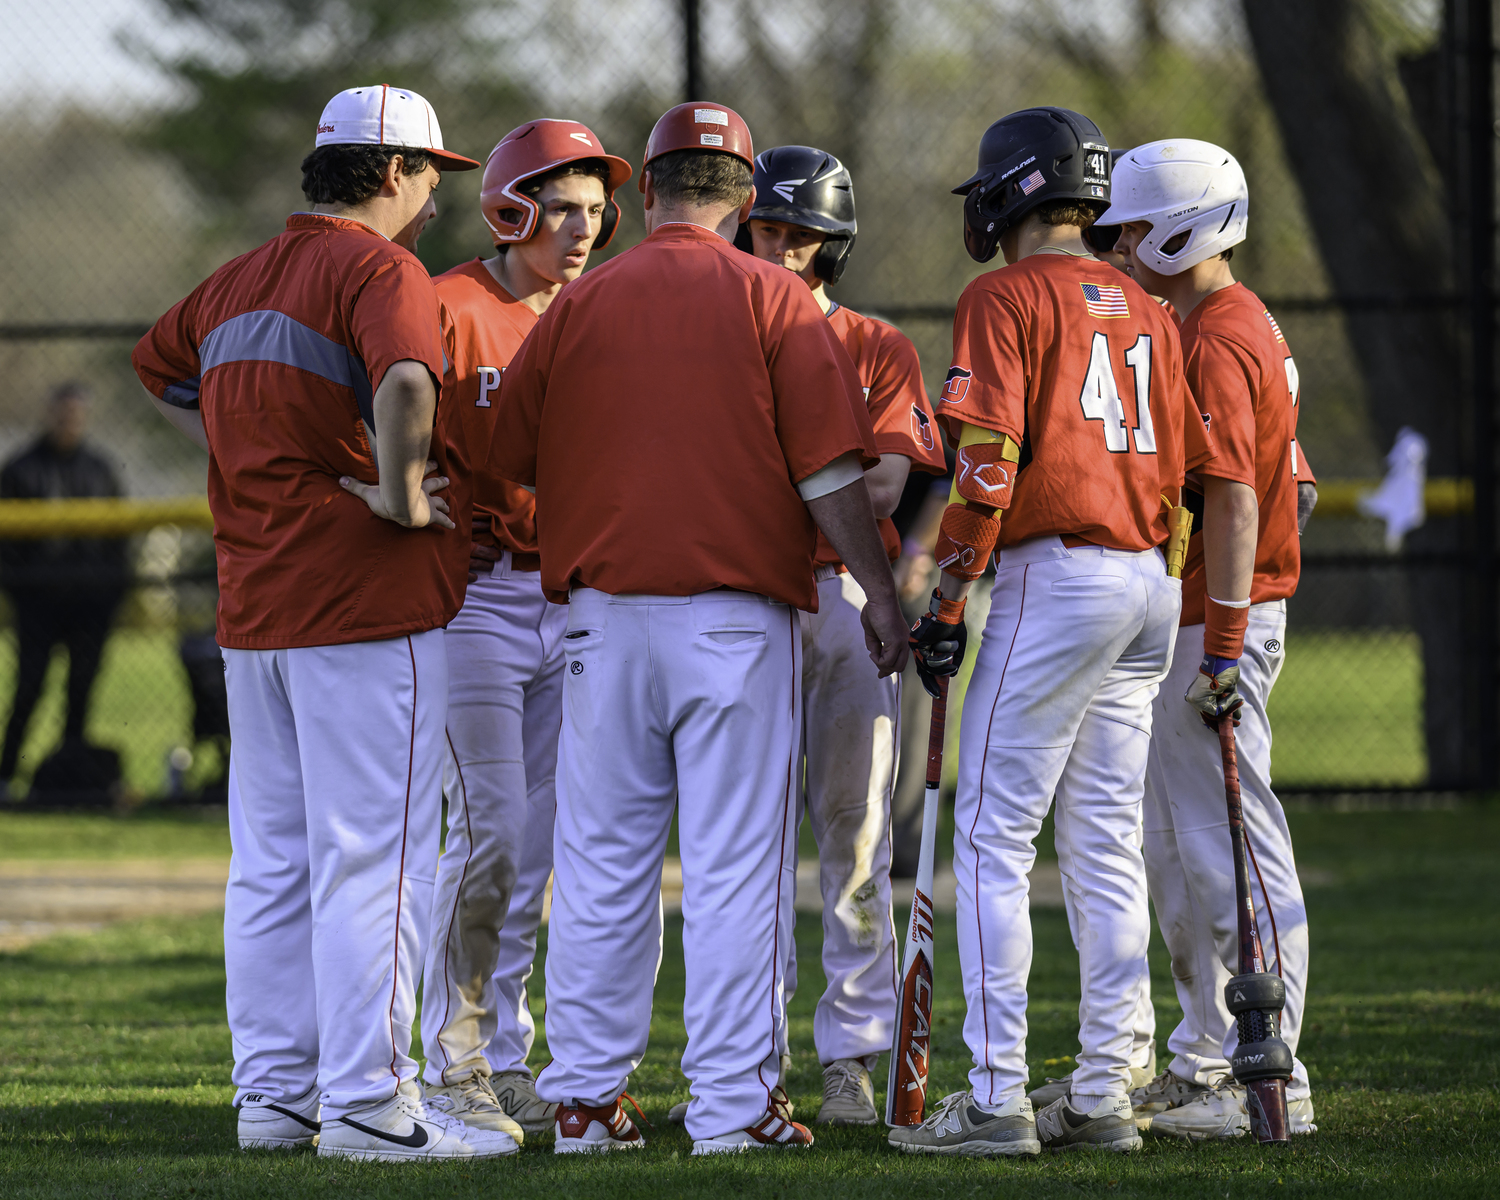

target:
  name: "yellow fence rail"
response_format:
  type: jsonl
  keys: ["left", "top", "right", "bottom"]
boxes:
{"left": 1312, "top": 477, "right": 1472, "bottom": 519}
{"left": 0, "top": 479, "right": 1474, "bottom": 539}
{"left": 0, "top": 497, "right": 213, "bottom": 537}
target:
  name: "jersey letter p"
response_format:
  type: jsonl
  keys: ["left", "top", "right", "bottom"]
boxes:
{"left": 476, "top": 365, "right": 502, "bottom": 408}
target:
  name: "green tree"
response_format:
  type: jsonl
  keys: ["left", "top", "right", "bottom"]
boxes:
{"left": 130, "top": 0, "right": 537, "bottom": 272}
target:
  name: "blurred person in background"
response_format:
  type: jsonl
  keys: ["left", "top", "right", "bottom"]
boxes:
{"left": 0, "top": 382, "right": 127, "bottom": 794}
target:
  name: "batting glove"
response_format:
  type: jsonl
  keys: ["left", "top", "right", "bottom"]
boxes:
{"left": 1184, "top": 654, "right": 1244, "bottom": 725}
{"left": 909, "top": 589, "right": 968, "bottom": 699}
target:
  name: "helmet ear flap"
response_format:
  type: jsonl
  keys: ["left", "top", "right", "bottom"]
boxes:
{"left": 962, "top": 188, "right": 1003, "bottom": 264}
{"left": 596, "top": 197, "right": 622, "bottom": 250}
{"left": 733, "top": 221, "right": 754, "bottom": 254}
{"left": 812, "top": 235, "right": 854, "bottom": 285}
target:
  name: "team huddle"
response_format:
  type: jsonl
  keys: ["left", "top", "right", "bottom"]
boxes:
{"left": 130, "top": 83, "right": 1314, "bottom": 1162}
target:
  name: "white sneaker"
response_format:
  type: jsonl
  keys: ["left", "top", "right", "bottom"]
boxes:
{"left": 1148, "top": 1080, "right": 1249, "bottom": 1140}
{"left": 425, "top": 1075, "right": 525, "bottom": 1144}
{"left": 318, "top": 1087, "right": 519, "bottom": 1162}
{"left": 1151, "top": 1082, "right": 1318, "bottom": 1140}
{"left": 817, "top": 1057, "right": 878, "bottom": 1125}
{"left": 692, "top": 1108, "right": 814, "bottom": 1155}
{"left": 491, "top": 1070, "right": 558, "bottom": 1136}
{"left": 236, "top": 1084, "right": 321, "bottom": 1149}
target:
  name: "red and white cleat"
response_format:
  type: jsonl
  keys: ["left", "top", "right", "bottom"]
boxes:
{"left": 691, "top": 1108, "right": 815, "bottom": 1156}
{"left": 553, "top": 1097, "right": 646, "bottom": 1153}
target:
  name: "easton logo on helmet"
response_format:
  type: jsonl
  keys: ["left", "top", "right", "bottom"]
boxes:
{"left": 942, "top": 366, "right": 972, "bottom": 403}
{"left": 771, "top": 179, "right": 806, "bottom": 203}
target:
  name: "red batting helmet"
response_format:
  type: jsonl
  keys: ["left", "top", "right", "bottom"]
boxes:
{"left": 481, "top": 119, "right": 633, "bottom": 249}
{"left": 638, "top": 102, "right": 755, "bottom": 192}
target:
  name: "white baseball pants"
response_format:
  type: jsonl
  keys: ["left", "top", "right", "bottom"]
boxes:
{"left": 422, "top": 556, "right": 565, "bottom": 1085}
{"left": 1143, "top": 603, "right": 1311, "bottom": 1100}
{"left": 1059, "top": 821, "right": 1158, "bottom": 1076}
{"left": 954, "top": 538, "right": 1180, "bottom": 1108}
{"left": 222, "top": 630, "right": 447, "bottom": 1119}
{"left": 783, "top": 570, "right": 899, "bottom": 1064}
{"left": 536, "top": 588, "right": 801, "bottom": 1141}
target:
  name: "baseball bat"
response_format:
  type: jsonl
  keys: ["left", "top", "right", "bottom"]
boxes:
{"left": 885, "top": 675, "right": 946, "bottom": 1126}
{"left": 1217, "top": 716, "right": 1291, "bottom": 1144}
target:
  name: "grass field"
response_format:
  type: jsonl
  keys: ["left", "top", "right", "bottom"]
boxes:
{"left": 0, "top": 622, "right": 1433, "bottom": 802}
{"left": 1, "top": 807, "right": 1495, "bottom": 1197}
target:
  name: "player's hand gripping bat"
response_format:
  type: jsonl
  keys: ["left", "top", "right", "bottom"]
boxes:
{"left": 1217, "top": 716, "right": 1293, "bottom": 1143}
{"left": 886, "top": 676, "right": 946, "bottom": 1126}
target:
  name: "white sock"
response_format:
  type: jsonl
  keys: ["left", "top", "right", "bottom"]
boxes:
{"left": 1069, "top": 1092, "right": 1111, "bottom": 1113}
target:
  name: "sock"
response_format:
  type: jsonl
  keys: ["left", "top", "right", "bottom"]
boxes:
{"left": 1069, "top": 1092, "right": 1110, "bottom": 1113}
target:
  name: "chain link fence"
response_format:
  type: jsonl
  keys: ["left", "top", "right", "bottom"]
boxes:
{"left": 0, "top": 0, "right": 1493, "bottom": 802}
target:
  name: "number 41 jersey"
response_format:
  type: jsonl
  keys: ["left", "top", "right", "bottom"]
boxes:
{"left": 938, "top": 253, "right": 1216, "bottom": 552}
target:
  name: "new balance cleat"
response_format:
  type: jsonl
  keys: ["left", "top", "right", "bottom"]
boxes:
{"left": 1036, "top": 1094, "right": 1143, "bottom": 1152}
{"left": 887, "top": 1090, "right": 1040, "bottom": 1157}
{"left": 236, "top": 1084, "right": 321, "bottom": 1150}
{"left": 424, "top": 1075, "right": 525, "bottom": 1143}
{"left": 491, "top": 1070, "right": 558, "bottom": 1137}
{"left": 553, "top": 1097, "right": 645, "bottom": 1153}
{"left": 692, "top": 1108, "right": 813, "bottom": 1155}
{"left": 1029, "top": 1060, "right": 1158, "bottom": 1109}
{"left": 1130, "top": 1068, "right": 1214, "bottom": 1123}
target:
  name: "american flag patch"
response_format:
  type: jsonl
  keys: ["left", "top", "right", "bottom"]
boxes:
{"left": 1264, "top": 309, "right": 1285, "bottom": 342}
{"left": 1081, "top": 282, "right": 1130, "bottom": 319}
{"left": 1018, "top": 169, "right": 1046, "bottom": 195}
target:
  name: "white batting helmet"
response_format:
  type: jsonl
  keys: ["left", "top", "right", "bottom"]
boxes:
{"left": 1097, "top": 139, "right": 1247, "bottom": 275}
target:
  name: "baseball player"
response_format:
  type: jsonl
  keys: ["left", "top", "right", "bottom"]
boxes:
{"left": 1027, "top": 164, "right": 1162, "bottom": 1109}
{"left": 740, "top": 145, "right": 946, "bottom": 1125}
{"left": 1100, "top": 140, "right": 1317, "bottom": 1138}
{"left": 419, "top": 120, "right": 633, "bottom": 1142}
{"left": 889, "top": 107, "right": 1215, "bottom": 1157}
{"left": 489, "top": 101, "right": 907, "bottom": 1156}
{"left": 133, "top": 86, "right": 520, "bottom": 1162}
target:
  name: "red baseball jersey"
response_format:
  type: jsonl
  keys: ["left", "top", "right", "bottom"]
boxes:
{"left": 132, "top": 213, "right": 465, "bottom": 649}
{"left": 1178, "top": 283, "right": 1306, "bottom": 624}
{"left": 938, "top": 253, "right": 1215, "bottom": 553}
{"left": 817, "top": 303, "right": 948, "bottom": 566}
{"left": 489, "top": 222, "right": 877, "bottom": 610}
{"left": 434, "top": 258, "right": 541, "bottom": 567}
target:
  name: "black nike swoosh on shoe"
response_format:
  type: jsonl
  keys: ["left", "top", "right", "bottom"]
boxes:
{"left": 338, "top": 1116, "right": 429, "bottom": 1147}
{"left": 265, "top": 1105, "right": 321, "bottom": 1132}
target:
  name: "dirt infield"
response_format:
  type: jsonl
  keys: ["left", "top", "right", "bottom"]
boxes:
{"left": 0, "top": 856, "right": 1076, "bottom": 950}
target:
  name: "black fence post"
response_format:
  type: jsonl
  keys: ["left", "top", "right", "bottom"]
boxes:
{"left": 1468, "top": 0, "right": 1498, "bottom": 788}
{"left": 684, "top": 0, "right": 703, "bottom": 101}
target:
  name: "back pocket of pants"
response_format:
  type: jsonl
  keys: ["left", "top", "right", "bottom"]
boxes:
{"left": 702, "top": 629, "right": 765, "bottom": 646}
{"left": 1050, "top": 575, "right": 1127, "bottom": 596}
